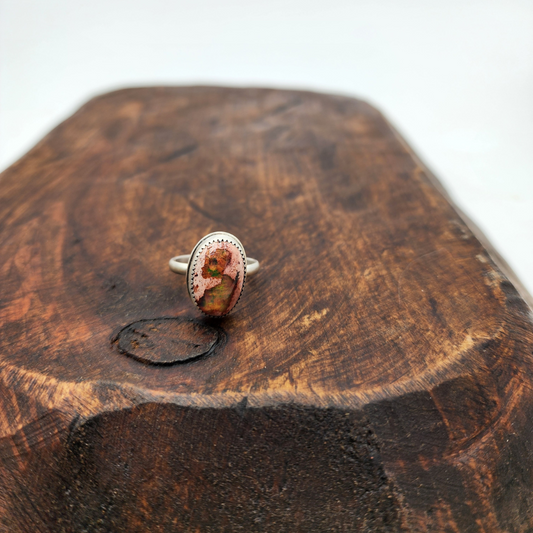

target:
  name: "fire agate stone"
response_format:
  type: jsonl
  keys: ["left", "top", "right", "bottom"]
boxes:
{"left": 192, "top": 241, "right": 245, "bottom": 316}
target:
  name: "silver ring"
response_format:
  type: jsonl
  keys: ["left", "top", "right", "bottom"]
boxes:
{"left": 169, "top": 231, "right": 260, "bottom": 317}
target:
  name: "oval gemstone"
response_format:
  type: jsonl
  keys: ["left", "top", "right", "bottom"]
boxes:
{"left": 192, "top": 241, "right": 245, "bottom": 316}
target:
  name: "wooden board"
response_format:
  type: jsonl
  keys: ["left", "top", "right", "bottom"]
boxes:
{"left": 0, "top": 86, "right": 532, "bottom": 532}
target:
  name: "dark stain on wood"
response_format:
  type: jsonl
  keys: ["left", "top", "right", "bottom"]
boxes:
{"left": 115, "top": 317, "right": 223, "bottom": 365}
{"left": 4, "top": 404, "right": 406, "bottom": 533}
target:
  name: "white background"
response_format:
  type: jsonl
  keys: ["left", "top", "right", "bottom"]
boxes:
{"left": 1, "top": 0, "right": 532, "bottom": 294}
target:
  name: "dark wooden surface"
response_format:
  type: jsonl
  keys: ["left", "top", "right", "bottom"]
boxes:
{"left": 0, "top": 86, "right": 532, "bottom": 532}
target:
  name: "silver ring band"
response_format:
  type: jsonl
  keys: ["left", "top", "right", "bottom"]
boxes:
{"left": 169, "top": 255, "right": 260, "bottom": 276}
{"left": 169, "top": 231, "right": 259, "bottom": 317}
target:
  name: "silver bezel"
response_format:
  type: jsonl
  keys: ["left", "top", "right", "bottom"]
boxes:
{"left": 186, "top": 231, "right": 247, "bottom": 316}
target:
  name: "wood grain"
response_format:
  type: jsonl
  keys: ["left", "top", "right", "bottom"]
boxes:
{"left": 0, "top": 86, "right": 532, "bottom": 532}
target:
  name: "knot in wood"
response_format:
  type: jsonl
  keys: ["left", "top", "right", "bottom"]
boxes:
{"left": 115, "top": 317, "right": 221, "bottom": 365}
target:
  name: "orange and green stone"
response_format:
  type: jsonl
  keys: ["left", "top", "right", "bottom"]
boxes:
{"left": 198, "top": 273, "right": 240, "bottom": 315}
{"left": 196, "top": 247, "right": 242, "bottom": 316}
{"left": 201, "top": 248, "right": 231, "bottom": 279}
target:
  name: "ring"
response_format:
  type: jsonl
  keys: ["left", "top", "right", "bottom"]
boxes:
{"left": 169, "top": 231, "right": 260, "bottom": 317}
